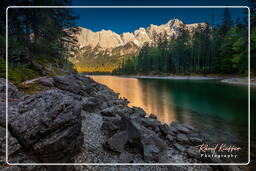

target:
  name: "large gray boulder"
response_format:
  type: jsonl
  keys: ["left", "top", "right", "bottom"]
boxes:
{"left": 53, "top": 74, "right": 97, "bottom": 97}
{"left": 105, "top": 131, "right": 129, "bottom": 153}
{"left": 118, "top": 116, "right": 143, "bottom": 141}
{"left": 81, "top": 96, "right": 102, "bottom": 112}
{"left": 1, "top": 127, "right": 27, "bottom": 164}
{"left": 141, "top": 134, "right": 167, "bottom": 162}
{"left": 0, "top": 126, "right": 47, "bottom": 170}
{"left": 101, "top": 118, "right": 119, "bottom": 136}
{"left": 9, "top": 89, "right": 83, "bottom": 163}
{"left": 53, "top": 74, "right": 123, "bottom": 111}
{"left": 0, "top": 78, "right": 20, "bottom": 99}
{"left": 0, "top": 99, "right": 20, "bottom": 129}
{"left": 0, "top": 95, "right": 6, "bottom": 128}
{"left": 0, "top": 78, "right": 21, "bottom": 129}
{"left": 104, "top": 115, "right": 167, "bottom": 162}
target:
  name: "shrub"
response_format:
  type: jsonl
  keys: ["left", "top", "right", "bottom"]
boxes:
{"left": 8, "top": 64, "right": 38, "bottom": 86}
{"left": 0, "top": 58, "right": 5, "bottom": 78}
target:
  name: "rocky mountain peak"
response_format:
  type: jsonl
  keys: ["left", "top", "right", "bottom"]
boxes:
{"left": 167, "top": 18, "right": 184, "bottom": 28}
{"left": 75, "top": 19, "right": 206, "bottom": 50}
{"left": 70, "top": 19, "right": 208, "bottom": 72}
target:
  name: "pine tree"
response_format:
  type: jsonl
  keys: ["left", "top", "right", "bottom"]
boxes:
{"left": 220, "top": 8, "right": 233, "bottom": 36}
{"left": 249, "top": 0, "right": 256, "bottom": 73}
{"left": 113, "top": 8, "right": 249, "bottom": 75}
{"left": 3, "top": 0, "right": 80, "bottom": 67}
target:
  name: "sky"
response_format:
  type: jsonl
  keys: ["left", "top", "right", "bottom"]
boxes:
{"left": 71, "top": 0, "right": 249, "bottom": 34}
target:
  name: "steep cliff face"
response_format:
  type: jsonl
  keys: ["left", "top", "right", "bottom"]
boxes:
{"left": 69, "top": 19, "right": 206, "bottom": 73}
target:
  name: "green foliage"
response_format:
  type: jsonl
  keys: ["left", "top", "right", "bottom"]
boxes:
{"left": 0, "top": 58, "right": 6, "bottom": 78}
{"left": 220, "top": 8, "right": 233, "bottom": 36}
{"left": 251, "top": 27, "right": 256, "bottom": 73}
{"left": 0, "top": 58, "right": 38, "bottom": 86}
{"left": 0, "top": 0, "right": 80, "bottom": 77}
{"left": 8, "top": 64, "right": 38, "bottom": 85}
{"left": 114, "top": 7, "right": 252, "bottom": 75}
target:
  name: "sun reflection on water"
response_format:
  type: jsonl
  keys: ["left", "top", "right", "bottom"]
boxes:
{"left": 90, "top": 75, "right": 176, "bottom": 123}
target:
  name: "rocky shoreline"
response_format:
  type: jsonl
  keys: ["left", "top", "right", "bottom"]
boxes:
{"left": 220, "top": 77, "right": 256, "bottom": 87}
{"left": 123, "top": 75, "right": 221, "bottom": 80}
{"left": 0, "top": 74, "right": 244, "bottom": 170}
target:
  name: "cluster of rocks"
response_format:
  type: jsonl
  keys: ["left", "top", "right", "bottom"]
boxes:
{"left": 0, "top": 74, "right": 130, "bottom": 170}
{"left": 1, "top": 76, "right": 88, "bottom": 170}
{"left": 0, "top": 74, "right": 243, "bottom": 171}
{"left": 100, "top": 104, "right": 205, "bottom": 163}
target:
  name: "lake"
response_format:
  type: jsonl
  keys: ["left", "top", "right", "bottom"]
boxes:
{"left": 90, "top": 75, "right": 255, "bottom": 163}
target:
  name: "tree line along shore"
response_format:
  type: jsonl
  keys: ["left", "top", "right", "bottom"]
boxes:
{"left": 113, "top": 8, "right": 256, "bottom": 76}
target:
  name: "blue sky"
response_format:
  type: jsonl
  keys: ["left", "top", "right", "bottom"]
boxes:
{"left": 71, "top": 0, "right": 249, "bottom": 34}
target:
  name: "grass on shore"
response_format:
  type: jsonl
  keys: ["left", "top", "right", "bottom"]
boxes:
{"left": 0, "top": 58, "right": 38, "bottom": 86}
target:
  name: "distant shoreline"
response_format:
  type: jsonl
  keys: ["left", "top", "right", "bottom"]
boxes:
{"left": 124, "top": 75, "right": 222, "bottom": 80}
{"left": 88, "top": 74, "right": 256, "bottom": 87}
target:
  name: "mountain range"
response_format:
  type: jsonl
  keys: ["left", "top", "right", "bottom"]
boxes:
{"left": 69, "top": 19, "right": 207, "bottom": 72}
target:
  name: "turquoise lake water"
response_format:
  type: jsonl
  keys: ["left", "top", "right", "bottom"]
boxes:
{"left": 91, "top": 75, "right": 255, "bottom": 163}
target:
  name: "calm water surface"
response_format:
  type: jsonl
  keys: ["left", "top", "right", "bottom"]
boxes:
{"left": 90, "top": 75, "right": 255, "bottom": 162}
